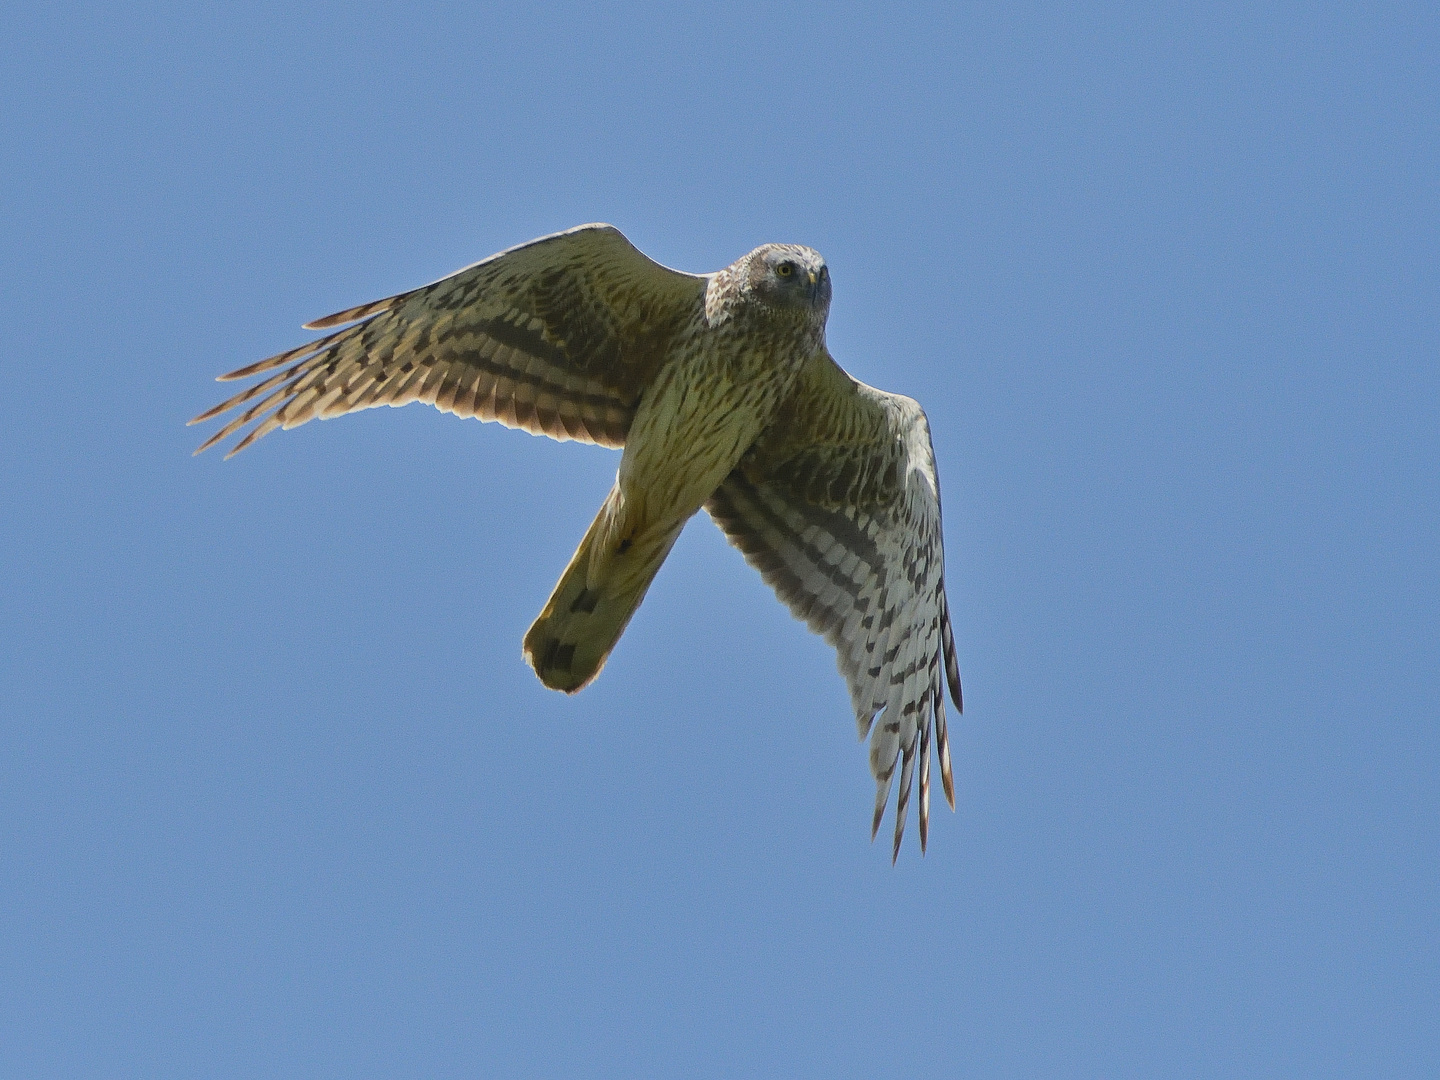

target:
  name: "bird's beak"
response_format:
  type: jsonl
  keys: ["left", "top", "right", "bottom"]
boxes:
{"left": 807, "top": 270, "right": 817, "bottom": 286}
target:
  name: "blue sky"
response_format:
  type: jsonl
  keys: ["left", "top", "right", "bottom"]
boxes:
{"left": 2, "top": 2, "right": 1435, "bottom": 1076}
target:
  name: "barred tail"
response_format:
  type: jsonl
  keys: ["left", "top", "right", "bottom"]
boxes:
{"left": 523, "top": 486, "right": 682, "bottom": 693}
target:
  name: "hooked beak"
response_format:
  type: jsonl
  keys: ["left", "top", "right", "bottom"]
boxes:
{"left": 806, "top": 266, "right": 828, "bottom": 304}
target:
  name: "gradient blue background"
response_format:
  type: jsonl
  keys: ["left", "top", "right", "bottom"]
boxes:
{"left": 3, "top": 3, "right": 1436, "bottom": 1076}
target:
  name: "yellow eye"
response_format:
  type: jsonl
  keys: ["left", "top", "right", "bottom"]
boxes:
{"left": 776, "top": 262, "right": 795, "bottom": 277}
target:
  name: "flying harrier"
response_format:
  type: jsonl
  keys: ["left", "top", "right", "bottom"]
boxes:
{"left": 192, "top": 224, "right": 963, "bottom": 858}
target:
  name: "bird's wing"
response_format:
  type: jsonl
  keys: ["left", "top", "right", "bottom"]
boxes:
{"left": 191, "top": 224, "right": 705, "bottom": 457}
{"left": 704, "top": 350, "right": 962, "bottom": 859}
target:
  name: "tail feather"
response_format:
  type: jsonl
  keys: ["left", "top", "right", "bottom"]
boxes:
{"left": 523, "top": 486, "right": 682, "bottom": 693}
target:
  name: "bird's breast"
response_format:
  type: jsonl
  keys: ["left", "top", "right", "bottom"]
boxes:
{"left": 618, "top": 322, "right": 815, "bottom": 529}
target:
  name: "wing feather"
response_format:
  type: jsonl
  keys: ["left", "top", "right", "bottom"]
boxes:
{"left": 705, "top": 350, "right": 962, "bottom": 857}
{"left": 191, "top": 224, "right": 705, "bottom": 456}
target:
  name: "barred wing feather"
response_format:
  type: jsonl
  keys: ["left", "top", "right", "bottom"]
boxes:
{"left": 190, "top": 224, "right": 705, "bottom": 456}
{"left": 705, "top": 351, "right": 963, "bottom": 860}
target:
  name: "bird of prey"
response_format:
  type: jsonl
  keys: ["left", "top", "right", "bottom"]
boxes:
{"left": 192, "top": 224, "right": 963, "bottom": 858}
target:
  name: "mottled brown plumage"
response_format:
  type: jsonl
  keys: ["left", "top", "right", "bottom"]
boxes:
{"left": 192, "top": 223, "right": 962, "bottom": 858}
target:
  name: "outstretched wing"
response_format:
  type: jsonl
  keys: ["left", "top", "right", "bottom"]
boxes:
{"left": 704, "top": 351, "right": 963, "bottom": 860}
{"left": 191, "top": 224, "right": 705, "bottom": 457}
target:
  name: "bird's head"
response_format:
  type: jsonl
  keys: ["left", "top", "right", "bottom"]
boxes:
{"left": 745, "top": 244, "right": 831, "bottom": 315}
{"left": 703, "top": 243, "right": 832, "bottom": 329}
